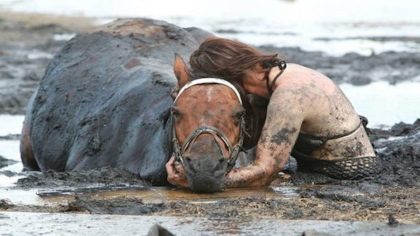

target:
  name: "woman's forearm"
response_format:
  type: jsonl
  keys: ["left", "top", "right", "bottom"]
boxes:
{"left": 224, "top": 163, "right": 273, "bottom": 188}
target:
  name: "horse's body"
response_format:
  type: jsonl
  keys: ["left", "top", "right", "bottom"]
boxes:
{"left": 20, "top": 19, "right": 213, "bottom": 185}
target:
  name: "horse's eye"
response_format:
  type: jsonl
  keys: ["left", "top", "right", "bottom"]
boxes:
{"left": 171, "top": 106, "right": 181, "bottom": 118}
{"left": 233, "top": 110, "right": 246, "bottom": 121}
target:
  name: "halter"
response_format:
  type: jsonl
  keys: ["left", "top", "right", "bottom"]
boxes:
{"left": 172, "top": 78, "right": 245, "bottom": 174}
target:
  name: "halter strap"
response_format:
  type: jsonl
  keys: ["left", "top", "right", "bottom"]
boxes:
{"left": 174, "top": 78, "right": 243, "bottom": 105}
{"left": 264, "top": 60, "right": 287, "bottom": 95}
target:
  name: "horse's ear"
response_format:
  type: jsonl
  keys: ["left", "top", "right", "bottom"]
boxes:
{"left": 173, "top": 54, "right": 190, "bottom": 88}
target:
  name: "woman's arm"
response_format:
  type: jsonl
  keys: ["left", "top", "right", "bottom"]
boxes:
{"left": 224, "top": 88, "right": 304, "bottom": 187}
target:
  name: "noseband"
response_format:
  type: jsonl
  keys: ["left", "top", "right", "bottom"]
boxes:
{"left": 172, "top": 78, "right": 245, "bottom": 174}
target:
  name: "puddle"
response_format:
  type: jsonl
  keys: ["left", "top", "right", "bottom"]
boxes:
{"left": 27, "top": 51, "right": 54, "bottom": 60}
{"left": 0, "top": 184, "right": 298, "bottom": 208}
{"left": 340, "top": 81, "right": 420, "bottom": 127}
{"left": 53, "top": 33, "right": 76, "bottom": 41}
{"left": 0, "top": 115, "right": 24, "bottom": 136}
{"left": 0, "top": 140, "right": 22, "bottom": 173}
{"left": 0, "top": 140, "right": 20, "bottom": 161}
{"left": 270, "top": 186, "right": 300, "bottom": 198}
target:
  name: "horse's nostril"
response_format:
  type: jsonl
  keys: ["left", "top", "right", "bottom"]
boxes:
{"left": 219, "top": 158, "right": 226, "bottom": 164}
{"left": 185, "top": 156, "right": 191, "bottom": 162}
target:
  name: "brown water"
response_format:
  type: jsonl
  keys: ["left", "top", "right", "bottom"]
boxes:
{"left": 0, "top": 185, "right": 298, "bottom": 207}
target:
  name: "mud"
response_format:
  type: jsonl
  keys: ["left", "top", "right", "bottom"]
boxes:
{"left": 17, "top": 167, "right": 148, "bottom": 188}
{"left": 63, "top": 196, "right": 165, "bottom": 215}
{"left": 0, "top": 11, "right": 93, "bottom": 114}
{"left": 0, "top": 155, "right": 16, "bottom": 168}
{"left": 261, "top": 46, "right": 420, "bottom": 85}
{"left": 0, "top": 134, "right": 20, "bottom": 140}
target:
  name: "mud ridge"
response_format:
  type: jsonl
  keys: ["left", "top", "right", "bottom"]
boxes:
{"left": 63, "top": 196, "right": 165, "bottom": 215}
{"left": 17, "top": 167, "right": 149, "bottom": 188}
{"left": 0, "top": 155, "right": 17, "bottom": 168}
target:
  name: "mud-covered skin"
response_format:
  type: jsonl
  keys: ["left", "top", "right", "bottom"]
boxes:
{"left": 225, "top": 63, "right": 376, "bottom": 187}
{"left": 20, "top": 18, "right": 213, "bottom": 185}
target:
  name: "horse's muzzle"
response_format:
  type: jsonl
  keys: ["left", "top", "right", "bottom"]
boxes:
{"left": 183, "top": 154, "right": 228, "bottom": 193}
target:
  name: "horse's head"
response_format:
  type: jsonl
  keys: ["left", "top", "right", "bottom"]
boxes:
{"left": 171, "top": 55, "right": 246, "bottom": 193}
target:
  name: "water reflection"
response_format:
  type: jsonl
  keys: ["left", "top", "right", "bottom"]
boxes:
{"left": 0, "top": 115, "right": 24, "bottom": 136}
{"left": 340, "top": 81, "right": 420, "bottom": 127}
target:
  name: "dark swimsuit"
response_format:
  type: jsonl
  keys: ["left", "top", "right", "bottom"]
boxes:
{"left": 291, "top": 116, "right": 378, "bottom": 179}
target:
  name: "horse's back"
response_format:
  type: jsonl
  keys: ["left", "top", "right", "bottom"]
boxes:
{"left": 24, "top": 18, "right": 211, "bottom": 185}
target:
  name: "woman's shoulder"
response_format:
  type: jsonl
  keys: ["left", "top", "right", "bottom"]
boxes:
{"left": 280, "top": 63, "right": 338, "bottom": 95}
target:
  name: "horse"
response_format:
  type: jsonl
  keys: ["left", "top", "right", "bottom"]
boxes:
{"left": 20, "top": 18, "right": 264, "bottom": 192}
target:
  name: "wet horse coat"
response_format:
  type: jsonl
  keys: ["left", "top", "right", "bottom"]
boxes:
{"left": 21, "top": 19, "right": 212, "bottom": 185}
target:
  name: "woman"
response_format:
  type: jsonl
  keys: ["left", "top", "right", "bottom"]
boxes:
{"left": 167, "top": 38, "right": 378, "bottom": 188}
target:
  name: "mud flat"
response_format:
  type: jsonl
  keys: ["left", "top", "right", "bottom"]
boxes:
{"left": 1, "top": 11, "right": 420, "bottom": 115}
{"left": 0, "top": 11, "right": 93, "bottom": 114}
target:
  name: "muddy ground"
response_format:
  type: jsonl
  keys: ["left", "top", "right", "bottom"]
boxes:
{"left": 0, "top": 12, "right": 419, "bottom": 230}
{"left": 1, "top": 120, "right": 419, "bottom": 226}
{"left": 0, "top": 11, "right": 94, "bottom": 114}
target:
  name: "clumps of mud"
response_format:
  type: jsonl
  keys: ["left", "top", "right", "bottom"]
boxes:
{"left": 367, "top": 119, "right": 420, "bottom": 187}
{"left": 62, "top": 196, "right": 165, "bottom": 215}
{"left": 261, "top": 46, "right": 420, "bottom": 85}
{"left": 0, "top": 199, "right": 14, "bottom": 210}
{"left": 17, "top": 167, "right": 149, "bottom": 188}
{"left": 290, "top": 119, "right": 420, "bottom": 187}
{"left": 0, "top": 155, "right": 16, "bottom": 168}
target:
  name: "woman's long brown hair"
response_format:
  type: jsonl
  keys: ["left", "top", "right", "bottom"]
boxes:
{"left": 189, "top": 37, "right": 280, "bottom": 83}
{"left": 189, "top": 38, "right": 275, "bottom": 147}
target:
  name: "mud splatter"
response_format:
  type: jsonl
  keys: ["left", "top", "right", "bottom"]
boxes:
{"left": 271, "top": 127, "right": 297, "bottom": 145}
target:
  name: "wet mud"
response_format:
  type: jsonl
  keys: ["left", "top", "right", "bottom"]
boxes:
{"left": 0, "top": 12, "right": 93, "bottom": 114}
{"left": 1, "top": 120, "right": 417, "bottom": 225}
{"left": 0, "top": 155, "right": 16, "bottom": 168}
{"left": 64, "top": 196, "right": 165, "bottom": 215}
{"left": 16, "top": 167, "right": 148, "bottom": 188}
{"left": 262, "top": 46, "right": 420, "bottom": 85}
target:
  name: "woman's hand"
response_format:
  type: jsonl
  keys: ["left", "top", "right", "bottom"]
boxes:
{"left": 166, "top": 155, "right": 188, "bottom": 188}
{"left": 224, "top": 164, "right": 271, "bottom": 188}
